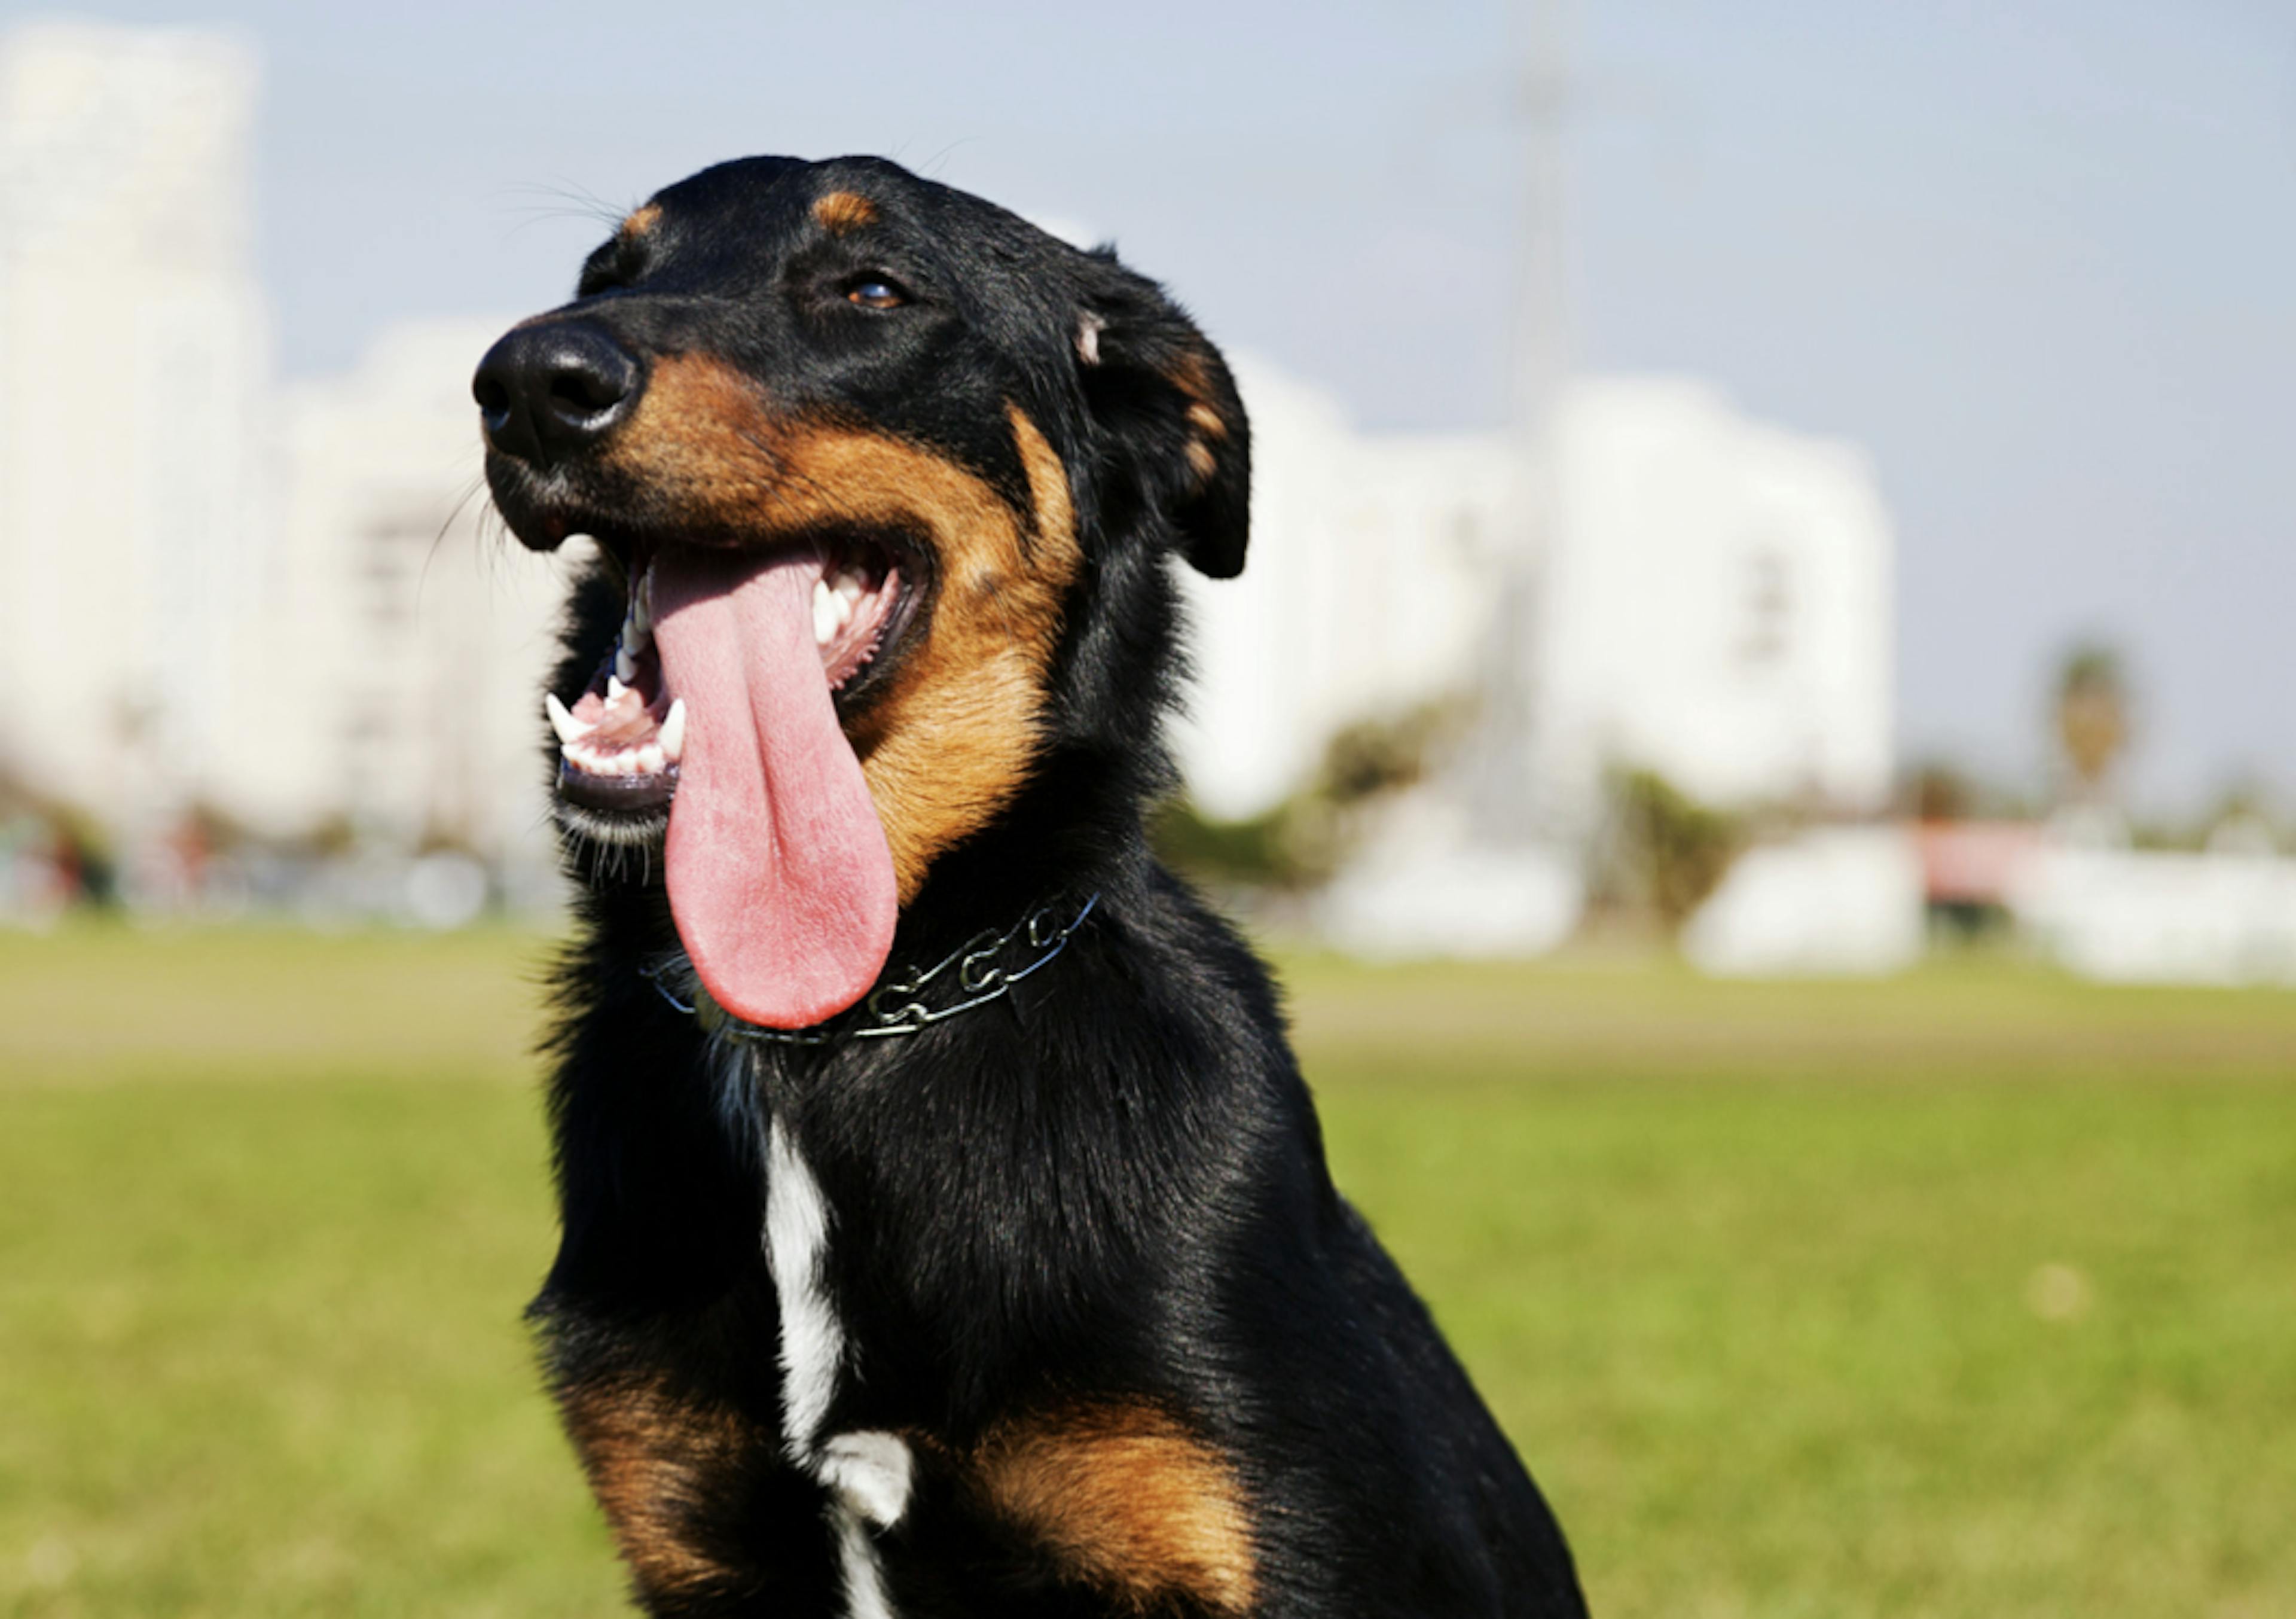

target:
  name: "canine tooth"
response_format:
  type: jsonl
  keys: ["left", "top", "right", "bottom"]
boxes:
{"left": 813, "top": 580, "right": 839, "bottom": 647}
{"left": 545, "top": 693, "right": 590, "bottom": 746}
{"left": 660, "top": 699, "right": 686, "bottom": 761}
{"left": 630, "top": 568, "right": 653, "bottom": 633}
{"left": 615, "top": 644, "right": 639, "bottom": 683}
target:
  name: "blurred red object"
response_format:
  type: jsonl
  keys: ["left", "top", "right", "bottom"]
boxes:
{"left": 1915, "top": 821, "right": 2044, "bottom": 907}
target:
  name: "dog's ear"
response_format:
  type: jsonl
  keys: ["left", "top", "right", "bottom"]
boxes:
{"left": 1073, "top": 264, "right": 1250, "bottom": 580}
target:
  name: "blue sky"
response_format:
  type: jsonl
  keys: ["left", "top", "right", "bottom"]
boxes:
{"left": 19, "top": 1, "right": 2294, "bottom": 810}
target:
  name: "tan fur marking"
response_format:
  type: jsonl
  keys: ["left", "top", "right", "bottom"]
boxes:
{"left": 1009, "top": 403, "right": 1077, "bottom": 555}
{"left": 974, "top": 1402, "right": 1257, "bottom": 1612}
{"left": 814, "top": 191, "right": 879, "bottom": 233}
{"left": 557, "top": 1376, "right": 756, "bottom": 1598}
{"left": 605, "top": 360, "right": 1083, "bottom": 897}
{"left": 606, "top": 353, "right": 774, "bottom": 501}
{"left": 842, "top": 405, "right": 1080, "bottom": 898}
{"left": 1168, "top": 349, "right": 1219, "bottom": 408}
{"left": 1169, "top": 349, "right": 1228, "bottom": 486}
{"left": 621, "top": 203, "right": 662, "bottom": 238}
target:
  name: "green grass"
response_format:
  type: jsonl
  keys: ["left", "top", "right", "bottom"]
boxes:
{"left": 2, "top": 923, "right": 2292, "bottom": 1617}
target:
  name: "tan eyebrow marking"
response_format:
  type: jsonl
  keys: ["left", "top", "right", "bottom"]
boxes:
{"left": 814, "top": 191, "right": 878, "bottom": 234}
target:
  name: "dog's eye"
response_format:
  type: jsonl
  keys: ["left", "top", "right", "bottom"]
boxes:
{"left": 844, "top": 277, "right": 905, "bottom": 310}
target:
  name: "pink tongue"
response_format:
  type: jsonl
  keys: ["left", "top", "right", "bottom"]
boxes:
{"left": 651, "top": 548, "right": 898, "bottom": 1028}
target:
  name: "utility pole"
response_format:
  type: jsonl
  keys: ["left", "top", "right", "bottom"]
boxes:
{"left": 1461, "top": 0, "right": 1571, "bottom": 846}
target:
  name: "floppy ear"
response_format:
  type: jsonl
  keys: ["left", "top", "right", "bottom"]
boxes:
{"left": 1073, "top": 267, "right": 1251, "bottom": 580}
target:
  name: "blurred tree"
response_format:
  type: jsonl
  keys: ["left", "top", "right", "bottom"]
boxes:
{"left": 2054, "top": 642, "right": 2132, "bottom": 798}
{"left": 1151, "top": 797, "right": 1297, "bottom": 889}
{"left": 1153, "top": 696, "right": 1465, "bottom": 891}
{"left": 2203, "top": 782, "right": 2279, "bottom": 856}
{"left": 1905, "top": 760, "right": 1976, "bottom": 822}
{"left": 1603, "top": 768, "right": 1742, "bottom": 932}
{"left": 306, "top": 812, "right": 359, "bottom": 859}
{"left": 185, "top": 799, "right": 254, "bottom": 855}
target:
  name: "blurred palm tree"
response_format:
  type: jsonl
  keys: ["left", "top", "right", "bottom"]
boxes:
{"left": 2054, "top": 642, "right": 2131, "bottom": 800}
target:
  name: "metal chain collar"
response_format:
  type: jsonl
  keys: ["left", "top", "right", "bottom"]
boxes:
{"left": 641, "top": 892, "right": 1100, "bottom": 1048}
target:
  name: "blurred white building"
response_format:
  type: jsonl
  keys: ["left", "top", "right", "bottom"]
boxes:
{"left": 1684, "top": 826, "right": 1926, "bottom": 978}
{"left": 2014, "top": 843, "right": 2296, "bottom": 987}
{"left": 1, "top": 17, "right": 1895, "bottom": 932}
{"left": 1176, "top": 364, "right": 1895, "bottom": 831}
{"left": 0, "top": 22, "right": 570, "bottom": 900}
{"left": 257, "top": 320, "right": 573, "bottom": 865}
{"left": 1173, "top": 358, "right": 1515, "bottom": 821}
{"left": 1531, "top": 379, "right": 1894, "bottom": 821}
{"left": 0, "top": 22, "right": 268, "bottom": 826}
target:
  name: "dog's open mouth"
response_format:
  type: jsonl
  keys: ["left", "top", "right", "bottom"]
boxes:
{"left": 549, "top": 533, "right": 910, "bottom": 1030}
{"left": 548, "top": 536, "right": 909, "bottom": 813}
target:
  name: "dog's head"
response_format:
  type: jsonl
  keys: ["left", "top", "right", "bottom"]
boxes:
{"left": 477, "top": 156, "right": 1248, "bottom": 1030}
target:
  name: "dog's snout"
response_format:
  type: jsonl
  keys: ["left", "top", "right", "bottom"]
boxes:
{"left": 474, "top": 322, "right": 643, "bottom": 465}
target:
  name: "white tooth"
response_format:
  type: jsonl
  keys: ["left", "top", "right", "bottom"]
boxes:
{"left": 607, "top": 675, "right": 629, "bottom": 703}
{"left": 833, "top": 569, "right": 866, "bottom": 605}
{"left": 636, "top": 743, "right": 666, "bottom": 775}
{"left": 631, "top": 568, "right": 654, "bottom": 634}
{"left": 813, "top": 580, "right": 839, "bottom": 647}
{"left": 615, "top": 644, "right": 638, "bottom": 683}
{"left": 545, "top": 693, "right": 589, "bottom": 746}
{"left": 660, "top": 699, "right": 686, "bottom": 761}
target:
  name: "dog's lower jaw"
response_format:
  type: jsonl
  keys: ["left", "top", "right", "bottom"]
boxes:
{"left": 551, "top": 799, "right": 671, "bottom": 896}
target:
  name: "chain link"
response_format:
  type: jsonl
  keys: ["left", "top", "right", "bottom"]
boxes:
{"left": 640, "top": 892, "right": 1099, "bottom": 1048}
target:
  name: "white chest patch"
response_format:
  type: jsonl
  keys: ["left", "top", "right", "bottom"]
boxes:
{"left": 819, "top": 1429, "right": 915, "bottom": 1527}
{"left": 833, "top": 1498, "right": 903, "bottom": 1619}
{"left": 760, "top": 1111, "right": 914, "bottom": 1618}
{"left": 764, "top": 1116, "right": 844, "bottom": 1462}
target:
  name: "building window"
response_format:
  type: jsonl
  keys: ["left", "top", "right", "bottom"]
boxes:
{"left": 1738, "top": 547, "right": 1791, "bottom": 668}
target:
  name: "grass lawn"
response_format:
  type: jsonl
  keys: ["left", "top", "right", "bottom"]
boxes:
{"left": 2, "top": 923, "right": 2292, "bottom": 1617}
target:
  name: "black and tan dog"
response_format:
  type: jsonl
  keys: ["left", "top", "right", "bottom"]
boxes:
{"left": 475, "top": 155, "right": 1586, "bottom": 1618}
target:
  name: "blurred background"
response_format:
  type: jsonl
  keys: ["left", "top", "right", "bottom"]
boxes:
{"left": 1, "top": 4, "right": 2291, "bottom": 1617}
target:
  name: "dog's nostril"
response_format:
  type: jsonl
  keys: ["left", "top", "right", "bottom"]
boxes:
{"left": 548, "top": 368, "right": 625, "bottom": 418}
{"left": 473, "top": 375, "right": 511, "bottom": 417}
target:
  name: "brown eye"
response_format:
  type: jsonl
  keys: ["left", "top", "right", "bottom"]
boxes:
{"left": 845, "top": 278, "right": 904, "bottom": 310}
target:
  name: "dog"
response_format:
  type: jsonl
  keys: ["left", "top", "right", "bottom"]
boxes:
{"left": 476, "top": 154, "right": 1586, "bottom": 1618}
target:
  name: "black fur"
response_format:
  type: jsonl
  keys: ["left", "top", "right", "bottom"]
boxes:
{"left": 482, "top": 155, "right": 1586, "bottom": 1617}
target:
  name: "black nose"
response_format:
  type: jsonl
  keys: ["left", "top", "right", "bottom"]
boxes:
{"left": 472, "top": 322, "right": 643, "bottom": 464}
